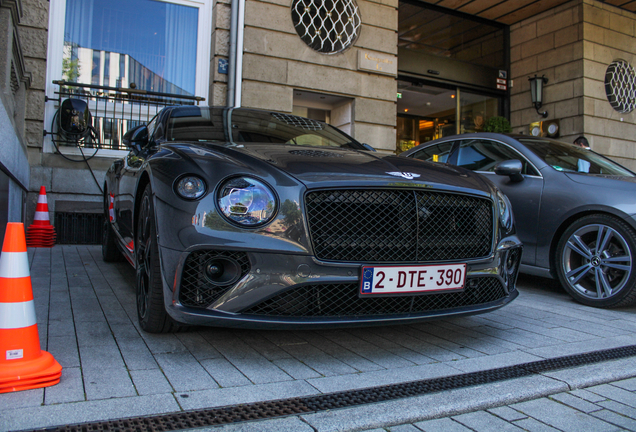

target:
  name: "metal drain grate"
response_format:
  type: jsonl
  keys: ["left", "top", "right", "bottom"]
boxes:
{"left": 21, "top": 344, "right": 636, "bottom": 432}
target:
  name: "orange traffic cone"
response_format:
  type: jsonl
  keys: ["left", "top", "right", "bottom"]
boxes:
{"left": 0, "top": 223, "right": 62, "bottom": 393}
{"left": 26, "top": 186, "right": 56, "bottom": 248}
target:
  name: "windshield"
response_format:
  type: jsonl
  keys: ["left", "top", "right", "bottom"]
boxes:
{"left": 165, "top": 107, "right": 364, "bottom": 149}
{"left": 519, "top": 138, "right": 635, "bottom": 177}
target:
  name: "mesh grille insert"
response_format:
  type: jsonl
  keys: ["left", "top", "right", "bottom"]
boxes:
{"left": 179, "top": 250, "right": 251, "bottom": 308}
{"left": 306, "top": 189, "right": 493, "bottom": 262}
{"left": 241, "top": 277, "right": 506, "bottom": 317}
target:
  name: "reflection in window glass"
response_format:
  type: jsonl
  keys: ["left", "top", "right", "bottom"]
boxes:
{"left": 456, "top": 140, "right": 538, "bottom": 175}
{"left": 63, "top": 0, "right": 198, "bottom": 95}
{"left": 410, "top": 142, "right": 455, "bottom": 163}
{"left": 460, "top": 92, "right": 499, "bottom": 134}
{"left": 520, "top": 139, "right": 635, "bottom": 176}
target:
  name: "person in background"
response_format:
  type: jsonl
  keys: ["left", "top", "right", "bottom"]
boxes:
{"left": 574, "top": 136, "right": 591, "bottom": 172}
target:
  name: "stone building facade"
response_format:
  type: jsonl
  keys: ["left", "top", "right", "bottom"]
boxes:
{"left": 510, "top": 0, "right": 636, "bottom": 171}
{"left": 2, "top": 0, "right": 636, "bottom": 236}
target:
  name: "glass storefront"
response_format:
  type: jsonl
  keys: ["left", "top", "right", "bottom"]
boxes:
{"left": 397, "top": 80, "right": 502, "bottom": 153}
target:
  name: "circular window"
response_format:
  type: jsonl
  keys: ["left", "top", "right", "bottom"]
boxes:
{"left": 291, "top": 0, "right": 362, "bottom": 54}
{"left": 605, "top": 59, "right": 636, "bottom": 113}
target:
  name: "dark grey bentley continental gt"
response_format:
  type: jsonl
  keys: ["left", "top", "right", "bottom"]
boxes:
{"left": 401, "top": 133, "right": 636, "bottom": 309}
{"left": 103, "top": 106, "right": 522, "bottom": 332}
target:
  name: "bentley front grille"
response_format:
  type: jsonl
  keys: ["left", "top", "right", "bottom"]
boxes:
{"left": 241, "top": 277, "right": 507, "bottom": 317}
{"left": 179, "top": 250, "right": 251, "bottom": 309}
{"left": 305, "top": 189, "right": 494, "bottom": 262}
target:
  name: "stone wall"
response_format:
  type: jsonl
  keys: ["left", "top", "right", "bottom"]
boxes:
{"left": 509, "top": 0, "right": 636, "bottom": 171}
{"left": 238, "top": 0, "right": 398, "bottom": 151}
{"left": 0, "top": 0, "right": 32, "bottom": 233}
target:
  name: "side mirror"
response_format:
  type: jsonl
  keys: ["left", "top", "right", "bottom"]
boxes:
{"left": 122, "top": 125, "right": 149, "bottom": 152}
{"left": 362, "top": 143, "right": 376, "bottom": 152}
{"left": 494, "top": 159, "right": 524, "bottom": 182}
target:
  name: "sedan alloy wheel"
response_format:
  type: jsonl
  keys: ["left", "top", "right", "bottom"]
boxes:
{"left": 557, "top": 214, "right": 636, "bottom": 307}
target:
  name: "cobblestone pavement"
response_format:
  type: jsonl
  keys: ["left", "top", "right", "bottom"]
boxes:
{"left": 2, "top": 245, "right": 636, "bottom": 431}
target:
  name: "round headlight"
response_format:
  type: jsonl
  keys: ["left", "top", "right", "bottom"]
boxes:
{"left": 217, "top": 177, "right": 277, "bottom": 226}
{"left": 496, "top": 189, "right": 513, "bottom": 233}
{"left": 176, "top": 176, "right": 206, "bottom": 199}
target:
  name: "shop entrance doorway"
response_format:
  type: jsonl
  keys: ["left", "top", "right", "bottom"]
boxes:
{"left": 396, "top": 79, "right": 502, "bottom": 154}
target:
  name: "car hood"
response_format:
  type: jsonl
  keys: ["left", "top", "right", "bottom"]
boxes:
{"left": 226, "top": 144, "right": 493, "bottom": 193}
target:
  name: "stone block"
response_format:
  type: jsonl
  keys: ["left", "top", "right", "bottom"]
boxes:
{"left": 584, "top": 115, "right": 606, "bottom": 136}
{"left": 24, "top": 58, "right": 46, "bottom": 90}
{"left": 544, "top": 81, "right": 574, "bottom": 104}
{"left": 17, "top": 27, "right": 48, "bottom": 59}
{"left": 510, "top": 56, "right": 537, "bottom": 80}
{"left": 358, "top": 1, "right": 398, "bottom": 31}
{"left": 213, "top": 29, "right": 230, "bottom": 57}
{"left": 30, "top": 166, "right": 52, "bottom": 191}
{"left": 354, "top": 98, "right": 396, "bottom": 126}
{"left": 242, "top": 54, "right": 288, "bottom": 84}
{"left": 555, "top": 60, "right": 583, "bottom": 82}
{"left": 537, "top": 8, "right": 576, "bottom": 37}
{"left": 241, "top": 80, "right": 293, "bottom": 111}
{"left": 510, "top": 45, "right": 521, "bottom": 63}
{"left": 243, "top": 27, "right": 359, "bottom": 70}
{"left": 25, "top": 89, "right": 44, "bottom": 121}
{"left": 51, "top": 167, "right": 105, "bottom": 195}
{"left": 25, "top": 119, "right": 44, "bottom": 147}
{"left": 583, "top": 3, "right": 610, "bottom": 28}
{"left": 537, "top": 44, "right": 579, "bottom": 70}
{"left": 356, "top": 25, "right": 397, "bottom": 55}
{"left": 210, "top": 82, "right": 228, "bottom": 106}
{"left": 246, "top": 1, "right": 295, "bottom": 34}
{"left": 583, "top": 97, "right": 595, "bottom": 115}
{"left": 604, "top": 28, "right": 636, "bottom": 52}
{"left": 353, "top": 122, "right": 395, "bottom": 151}
{"left": 510, "top": 22, "right": 537, "bottom": 48}
{"left": 555, "top": 98, "right": 580, "bottom": 118}
{"left": 582, "top": 77, "right": 606, "bottom": 100}
{"left": 582, "top": 59, "right": 606, "bottom": 81}
{"left": 214, "top": 2, "right": 231, "bottom": 30}
{"left": 584, "top": 23, "right": 605, "bottom": 45}
{"left": 609, "top": 10, "right": 634, "bottom": 36}
{"left": 257, "top": 0, "right": 293, "bottom": 7}
{"left": 554, "top": 25, "right": 580, "bottom": 48}
{"left": 366, "top": 0, "right": 398, "bottom": 8}
{"left": 20, "top": 0, "right": 49, "bottom": 29}
{"left": 510, "top": 93, "right": 532, "bottom": 112}
{"left": 359, "top": 72, "right": 396, "bottom": 101}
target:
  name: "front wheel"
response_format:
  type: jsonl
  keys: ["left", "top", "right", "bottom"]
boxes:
{"left": 136, "top": 184, "right": 180, "bottom": 333}
{"left": 556, "top": 214, "right": 636, "bottom": 308}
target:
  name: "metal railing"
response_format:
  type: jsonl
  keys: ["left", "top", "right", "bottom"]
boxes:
{"left": 45, "top": 80, "right": 205, "bottom": 151}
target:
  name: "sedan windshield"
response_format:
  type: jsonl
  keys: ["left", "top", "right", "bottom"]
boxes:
{"left": 166, "top": 107, "right": 364, "bottom": 149}
{"left": 519, "top": 138, "right": 635, "bottom": 177}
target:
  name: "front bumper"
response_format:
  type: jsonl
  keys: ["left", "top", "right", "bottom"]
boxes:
{"left": 158, "top": 235, "right": 523, "bottom": 329}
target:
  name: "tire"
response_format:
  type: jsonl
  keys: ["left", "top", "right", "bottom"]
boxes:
{"left": 135, "top": 184, "right": 180, "bottom": 333}
{"left": 102, "top": 190, "right": 123, "bottom": 262}
{"left": 555, "top": 214, "right": 636, "bottom": 308}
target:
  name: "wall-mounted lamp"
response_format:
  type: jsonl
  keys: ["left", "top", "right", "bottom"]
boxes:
{"left": 528, "top": 75, "right": 549, "bottom": 118}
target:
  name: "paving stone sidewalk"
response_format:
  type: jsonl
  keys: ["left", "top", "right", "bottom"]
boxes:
{"left": 2, "top": 245, "right": 636, "bottom": 431}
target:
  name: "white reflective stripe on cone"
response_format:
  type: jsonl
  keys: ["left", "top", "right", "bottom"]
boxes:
{"left": 37, "top": 194, "right": 48, "bottom": 204}
{"left": 0, "top": 252, "right": 30, "bottom": 278}
{"left": 34, "top": 212, "right": 49, "bottom": 221}
{"left": 0, "top": 301, "right": 37, "bottom": 329}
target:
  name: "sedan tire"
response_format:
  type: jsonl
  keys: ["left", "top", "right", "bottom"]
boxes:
{"left": 556, "top": 214, "right": 636, "bottom": 308}
{"left": 136, "top": 184, "right": 180, "bottom": 333}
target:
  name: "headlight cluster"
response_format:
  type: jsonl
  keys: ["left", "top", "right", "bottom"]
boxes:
{"left": 217, "top": 177, "right": 277, "bottom": 226}
{"left": 496, "top": 189, "right": 514, "bottom": 233}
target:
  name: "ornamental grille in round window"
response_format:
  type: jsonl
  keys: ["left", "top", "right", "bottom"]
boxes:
{"left": 291, "top": 0, "right": 362, "bottom": 54}
{"left": 605, "top": 60, "right": 636, "bottom": 113}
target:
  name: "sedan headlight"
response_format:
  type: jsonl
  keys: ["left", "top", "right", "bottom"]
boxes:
{"left": 496, "top": 189, "right": 514, "bottom": 233}
{"left": 176, "top": 175, "right": 206, "bottom": 199}
{"left": 217, "top": 177, "right": 277, "bottom": 226}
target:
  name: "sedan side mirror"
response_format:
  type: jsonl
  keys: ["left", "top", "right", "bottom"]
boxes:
{"left": 122, "top": 125, "right": 149, "bottom": 153}
{"left": 494, "top": 159, "right": 524, "bottom": 182}
{"left": 362, "top": 143, "right": 377, "bottom": 152}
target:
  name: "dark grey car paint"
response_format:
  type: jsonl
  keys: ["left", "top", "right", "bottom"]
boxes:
{"left": 401, "top": 132, "right": 636, "bottom": 278}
